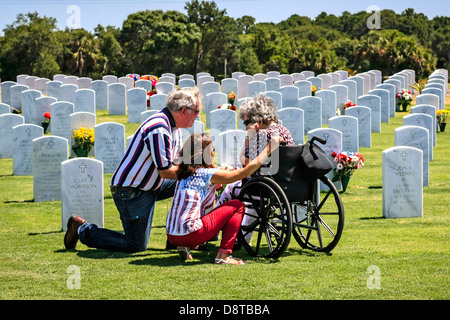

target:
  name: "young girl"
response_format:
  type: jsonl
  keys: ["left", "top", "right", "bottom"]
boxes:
{"left": 166, "top": 133, "right": 280, "bottom": 265}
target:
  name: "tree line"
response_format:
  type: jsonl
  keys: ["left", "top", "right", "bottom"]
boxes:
{"left": 0, "top": 0, "right": 448, "bottom": 82}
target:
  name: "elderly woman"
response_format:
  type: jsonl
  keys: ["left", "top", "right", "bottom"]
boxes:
{"left": 216, "top": 93, "right": 294, "bottom": 244}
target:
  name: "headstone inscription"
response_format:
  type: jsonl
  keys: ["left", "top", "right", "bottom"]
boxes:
{"left": 32, "top": 136, "right": 68, "bottom": 202}
{"left": 61, "top": 158, "right": 104, "bottom": 231}
{"left": 382, "top": 146, "right": 423, "bottom": 218}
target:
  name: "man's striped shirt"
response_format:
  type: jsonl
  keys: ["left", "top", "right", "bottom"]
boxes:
{"left": 111, "top": 108, "right": 182, "bottom": 191}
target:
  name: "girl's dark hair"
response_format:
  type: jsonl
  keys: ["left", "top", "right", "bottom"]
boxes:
{"left": 176, "top": 133, "right": 215, "bottom": 180}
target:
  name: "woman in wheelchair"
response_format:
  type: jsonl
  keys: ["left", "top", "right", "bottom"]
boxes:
{"left": 166, "top": 132, "right": 281, "bottom": 265}
{"left": 216, "top": 93, "right": 295, "bottom": 245}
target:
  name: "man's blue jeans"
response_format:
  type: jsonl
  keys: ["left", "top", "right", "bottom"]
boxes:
{"left": 79, "top": 179, "right": 176, "bottom": 252}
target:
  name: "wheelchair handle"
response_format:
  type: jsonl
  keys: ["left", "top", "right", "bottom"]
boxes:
{"left": 310, "top": 136, "right": 327, "bottom": 145}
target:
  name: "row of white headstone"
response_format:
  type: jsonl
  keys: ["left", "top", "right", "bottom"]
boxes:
{"left": 382, "top": 68, "right": 448, "bottom": 219}
{"left": 0, "top": 68, "right": 447, "bottom": 229}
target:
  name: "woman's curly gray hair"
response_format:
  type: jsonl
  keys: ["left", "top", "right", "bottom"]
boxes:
{"left": 238, "top": 93, "right": 279, "bottom": 125}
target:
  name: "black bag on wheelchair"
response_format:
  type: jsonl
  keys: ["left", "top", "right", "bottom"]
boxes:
{"left": 272, "top": 144, "right": 313, "bottom": 202}
{"left": 299, "top": 136, "right": 333, "bottom": 179}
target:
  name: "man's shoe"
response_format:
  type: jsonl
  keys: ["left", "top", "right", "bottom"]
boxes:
{"left": 64, "top": 214, "right": 86, "bottom": 250}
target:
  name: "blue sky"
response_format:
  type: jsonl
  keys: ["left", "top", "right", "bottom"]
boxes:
{"left": 0, "top": 0, "right": 448, "bottom": 35}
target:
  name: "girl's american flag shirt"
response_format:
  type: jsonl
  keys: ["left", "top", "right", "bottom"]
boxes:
{"left": 166, "top": 167, "right": 219, "bottom": 236}
{"left": 111, "top": 108, "right": 182, "bottom": 191}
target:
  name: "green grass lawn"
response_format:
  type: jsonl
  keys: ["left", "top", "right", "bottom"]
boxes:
{"left": 0, "top": 99, "right": 449, "bottom": 301}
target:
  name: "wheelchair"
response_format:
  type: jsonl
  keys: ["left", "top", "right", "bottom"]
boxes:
{"left": 232, "top": 137, "right": 345, "bottom": 259}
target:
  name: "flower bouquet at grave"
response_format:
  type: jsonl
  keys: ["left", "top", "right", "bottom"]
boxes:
{"left": 228, "top": 91, "right": 236, "bottom": 105}
{"left": 42, "top": 112, "right": 51, "bottom": 133}
{"left": 396, "top": 89, "right": 413, "bottom": 112}
{"left": 331, "top": 151, "right": 365, "bottom": 192}
{"left": 437, "top": 109, "right": 449, "bottom": 132}
{"left": 128, "top": 74, "right": 140, "bottom": 82}
{"left": 218, "top": 104, "right": 237, "bottom": 111}
{"left": 311, "top": 85, "right": 321, "bottom": 96}
{"left": 145, "top": 76, "right": 159, "bottom": 107}
{"left": 343, "top": 100, "right": 356, "bottom": 110}
{"left": 72, "top": 127, "right": 95, "bottom": 157}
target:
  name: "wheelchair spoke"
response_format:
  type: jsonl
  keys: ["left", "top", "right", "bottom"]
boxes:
{"left": 316, "top": 190, "right": 331, "bottom": 212}
{"left": 317, "top": 216, "right": 337, "bottom": 237}
{"left": 265, "top": 228, "right": 274, "bottom": 252}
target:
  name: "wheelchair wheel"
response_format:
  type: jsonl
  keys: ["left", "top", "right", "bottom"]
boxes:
{"left": 292, "top": 177, "right": 344, "bottom": 253}
{"left": 237, "top": 177, "right": 292, "bottom": 259}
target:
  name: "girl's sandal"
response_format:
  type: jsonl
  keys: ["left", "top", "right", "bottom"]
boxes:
{"left": 178, "top": 247, "right": 193, "bottom": 261}
{"left": 214, "top": 256, "right": 246, "bottom": 265}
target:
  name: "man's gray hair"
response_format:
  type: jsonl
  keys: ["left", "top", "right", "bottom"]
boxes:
{"left": 238, "top": 93, "right": 279, "bottom": 124}
{"left": 166, "top": 87, "right": 201, "bottom": 112}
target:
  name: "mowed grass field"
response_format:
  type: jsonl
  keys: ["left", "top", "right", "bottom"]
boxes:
{"left": 0, "top": 90, "right": 449, "bottom": 301}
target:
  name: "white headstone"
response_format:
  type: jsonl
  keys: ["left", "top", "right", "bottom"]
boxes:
{"left": 205, "top": 92, "right": 227, "bottom": 127}
{"left": 263, "top": 91, "right": 282, "bottom": 110}
{"left": 376, "top": 83, "right": 396, "bottom": 118}
{"left": 50, "top": 101, "right": 74, "bottom": 142}
{"left": 357, "top": 94, "right": 381, "bottom": 133}
{"left": 317, "top": 74, "right": 332, "bottom": 89}
{"left": 0, "top": 114, "right": 25, "bottom": 158}
{"left": 411, "top": 104, "right": 437, "bottom": 146}
{"left": 221, "top": 78, "right": 238, "bottom": 96}
{"left": 127, "top": 88, "right": 147, "bottom": 123}
{"left": 94, "top": 122, "right": 125, "bottom": 173}
{"left": 77, "top": 77, "right": 92, "bottom": 89}
{"left": 329, "top": 84, "right": 348, "bottom": 114}
{"left": 279, "top": 74, "right": 293, "bottom": 87}
{"left": 345, "top": 106, "right": 372, "bottom": 148}
{"left": 59, "top": 84, "right": 78, "bottom": 104}
{"left": 108, "top": 83, "right": 126, "bottom": 115}
{"left": 382, "top": 146, "right": 423, "bottom": 218}
{"left": 21, "top": 89, "right": 42, "bottom": 124}
{"left": 10, "top": 84, "right": 29, "bottom": 111}
{"left": 92, "top": 80, "right": 108, "bottom": 110}
{"left": 299, "top": 96, "right": 322, "bottom": 135}
{"left": 348, "top": 76, "right": 364, "bottom": 99}
{"left": 1, "top": 81, "right": 17, "bottom": 106}
{"left": 368, "top": 88, "right": 390, "bottom": 123}
{"left": 315, "top": 89, "right": 336, "bottom": 125}
{"left": 0, "top": 103, "right": 10, "bottom": 114}
{"left": 279, "top": 86, "right": 299, "bottom": 108}
{"left": 35, "top": 96, "right": 57, "bottom": 129}
{"left": 46, "top": 81, "right": 63, "bottom": 100}
{"left": 248, "top": 81, "right": 266, "bottom": 97}
{"left": 238, "top": 75, "right": 254, "bottom": 99}
{"left": 394, "top": 126, "right": 429, "bottom": 186}
{"left": 294, "top": 80, "right": 312, "bottom": 98}
{"left": 278, "top": 107, "right": 304, "bottom": 145}
{"left": 149, "top": 93, "right": 167, "bottom": 111}
{"left": 118, "top": 76, "right": 134, "bottom": 90}
{"left": 403, "top": 114, "right": 433, "bottom": 161}
{"left": 102, "top": 75, "right": 117, "bottom": 84}
{"left": 75, "top": 89, "right": 95, "bottom": 114}
{"left": 264, "top": 77, "right": 281, "bottom": 92}
{"left": 61, "top": 158, "right": 104, "bottom": 231}
{"left": 329, "top": 115, "right": 359, "bottom": 153}
{"left": 32, "top": 136, "right": 68, "bottom": 202}
{"left": 12, "top": 124, "right": 44, "bottom": 175}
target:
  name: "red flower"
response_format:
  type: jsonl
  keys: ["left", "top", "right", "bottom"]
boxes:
{"left": 44, "top": 112, "right": 51, "bottom": 119}
{"left": 230, "top": 105, "right": 236, "bottom": 111}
